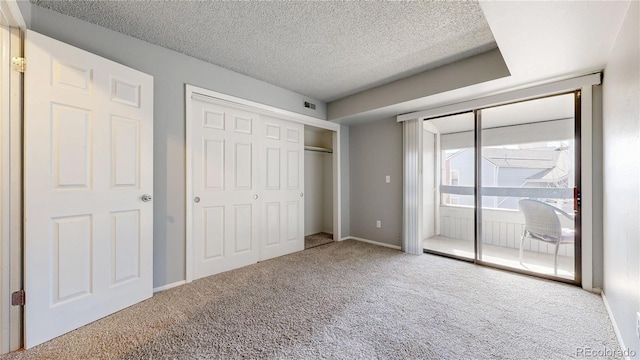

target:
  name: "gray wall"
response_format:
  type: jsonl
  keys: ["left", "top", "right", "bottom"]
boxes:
{"left": 303, "top": 151, "right": 325, "bottom": 236}
{"left": 26, "top": 5, "right": 328, "bottom": 288}
{"left": 591, "top": 84, "right": 604, "bottom": 289}
{"left": 339, "top": 125, "right": 350, "bottom": 237}
{"left": 322, "top": 154, "right": 333, "bottom": 233}
{"left": 303, "top": 151, "right": 333, "bottom": 236}
{"left": 602, "top": 1, "right": 640, "bottom": 356}
{"left": 349, "top": 117, "right": 402, "bottom": 246}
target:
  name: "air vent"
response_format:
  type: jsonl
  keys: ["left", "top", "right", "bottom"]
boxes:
{"left": 304, "top": 101, "right": 316, "bottom": 110}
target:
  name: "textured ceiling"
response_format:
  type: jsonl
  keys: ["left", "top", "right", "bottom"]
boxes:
{"left": 31, "top": 1, "right": 497, "bottom": 102}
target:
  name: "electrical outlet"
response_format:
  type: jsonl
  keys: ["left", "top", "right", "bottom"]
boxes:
{"left": 376, "top": 220, "right": 381, "bottom": 228}
{"left": 636, "top": 312, "right": 640, "bottom": 339}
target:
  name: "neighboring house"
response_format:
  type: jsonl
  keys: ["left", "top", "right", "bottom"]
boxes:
{"left": 443, "top": 146, "right": 572, "bottom": 210}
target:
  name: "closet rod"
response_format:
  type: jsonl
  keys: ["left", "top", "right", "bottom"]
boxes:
{"left": 304, "top": 146, "right": 333, "bottom": 154}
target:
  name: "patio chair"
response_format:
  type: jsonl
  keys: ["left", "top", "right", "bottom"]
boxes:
{"left": 518, "top": 199, "right": 575, "bottom": 276}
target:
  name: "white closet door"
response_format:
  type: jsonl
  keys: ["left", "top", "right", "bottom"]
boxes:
{"left": 260, "top": 115, "right": 304, "bottom": 260}
{"left": 24, "top": 31, "right": 153, "bottom": 348}
{"left": 191, "top": 99, "right": 260, "bottom": 280}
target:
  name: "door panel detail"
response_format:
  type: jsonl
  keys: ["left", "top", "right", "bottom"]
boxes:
{"left": 203, "top": 206, "right": 224, "bottom": 260}
{"left": 204, "top": 139, "right": 224, "bottom": 191}
{"left": 204, "top": 111, "right": 224, "bottom": 130}
{"left": 110, "top": 116, "right": 139, "bottom": 188}
{"left": 111, "top": 210, "right": 140, "bottom": 285}
{"left": 110, "top": 77, "right": 140, "bottom": 107}
{"left": 51, "top": 104, "right": 92, "bottom": 190}
{"left": 52, "top": 60, "right": 92, "bottom": 93}
{"left": 266, "top": 147, "right": 280, "bottom": 190}
{"left": 51, "top": 215, "right": 92, "bottom": 305}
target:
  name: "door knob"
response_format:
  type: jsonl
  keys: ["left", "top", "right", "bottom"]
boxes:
{"left": 300, "top": 193, "right": 304, "bottom": 197}
{"left": 141, "top": 194, "right": 152, "bottom": 202}
{"left": 253, "top": 194, "right": 259, "bottom": 200}
{"left": 194, "top": 197, "right": 200, "bottom": 203}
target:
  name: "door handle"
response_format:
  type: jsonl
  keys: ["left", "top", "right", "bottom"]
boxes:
{"left": 253, "top": 194, "right": 259, "bottom": 200}
{"left": 194, "top": 197, "right": 200, "bottom": 203}
{"left": 300, "top": 193, "right": 304, "bottom": 198}
{"left": 141, "top": 194, "right": 152, "bottom": 202}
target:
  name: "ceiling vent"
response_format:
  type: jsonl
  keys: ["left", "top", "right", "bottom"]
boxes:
{"left": 304, "top": 101, "right": 316, "bottom": 110}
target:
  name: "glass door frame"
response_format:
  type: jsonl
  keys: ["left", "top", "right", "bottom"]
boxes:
{"left": 423, "top": 90, "right": 582, "bottom": 286}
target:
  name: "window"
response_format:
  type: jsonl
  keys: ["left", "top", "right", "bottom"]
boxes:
{"left": 450, "top": 170, "right": 459, "bottom": 186}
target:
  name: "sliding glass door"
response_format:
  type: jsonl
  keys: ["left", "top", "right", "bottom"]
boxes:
{"left": 423, "top": 92, "right": 580, "bottom": 283}
{"left": 478, "top": 93, "right": 578, "bottom": 281}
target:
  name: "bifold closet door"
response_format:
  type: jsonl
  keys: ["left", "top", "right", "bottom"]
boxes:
{"left": 191, "top": 99, "right": 260, "bottom": 279}
{"left": 260, "top": 115, "right": 304, "bottom": 260}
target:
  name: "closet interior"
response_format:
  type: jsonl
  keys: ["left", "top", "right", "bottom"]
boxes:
{"left": 304, "top": 126, "right": 334, "bottom": 249}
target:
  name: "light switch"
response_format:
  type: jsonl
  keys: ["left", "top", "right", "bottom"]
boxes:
{"left": 385, "top": 175, "right": 390, "bottom": 183}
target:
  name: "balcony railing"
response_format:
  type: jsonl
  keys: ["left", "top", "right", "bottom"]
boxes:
{"left": 437, "top": 205, "right": 574, "bottom": 256}
{"left": 434, "top": 185, "right": 575, "bottom": 257}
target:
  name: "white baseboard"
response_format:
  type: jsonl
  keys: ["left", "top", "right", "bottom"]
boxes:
{"left": 153, "top": 280, "right": 186, "bottom": 294}
{"left": 601, "top": 292, "right": 631, "bottom": 360}
{"left": 342, "top": 236, "right": 402, "bottom": 250}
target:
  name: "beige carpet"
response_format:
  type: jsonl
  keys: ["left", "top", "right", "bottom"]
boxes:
{"left": 304, "top": 232, "right": 333, "bottom": 249}
{"left": 1, "top": 240, "right": 622, "bottom": 359}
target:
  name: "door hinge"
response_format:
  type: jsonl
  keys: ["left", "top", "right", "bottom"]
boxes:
{"left": 11, "top": 290, "right": 25, "bottom": 306}
{"left": 11, "top": 57, "right": 25, "bottom": 73}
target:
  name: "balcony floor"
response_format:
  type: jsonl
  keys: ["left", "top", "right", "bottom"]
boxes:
{"left": 423, "top": 236, "right": 575, "bottom": 280}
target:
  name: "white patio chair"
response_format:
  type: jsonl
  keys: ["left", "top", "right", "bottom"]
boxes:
{"left": 518, "top": 199, "right": 575, "bottom": 276}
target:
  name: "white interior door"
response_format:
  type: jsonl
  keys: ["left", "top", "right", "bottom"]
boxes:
{"left": 260, "top": 115, "right": 304, "bottom": 260}
{"left": 24, "top": 31, "right": 153, "bottom": 348}
{"left": 191, "top": 99, "right": 260, "bottom": 280}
